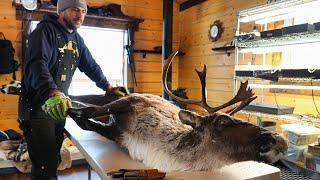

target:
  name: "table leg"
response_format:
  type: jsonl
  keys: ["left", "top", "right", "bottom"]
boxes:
{"left": 88, "top": 164, "right": 91, "bottom": 180}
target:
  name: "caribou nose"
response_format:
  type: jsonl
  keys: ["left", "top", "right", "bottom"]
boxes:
{"left": 256, "top": 132, "right": 275, "bottom": 152}
{"left": 257, "top": 133, "right": 288, "bottom": 164}
{"left": 275, "top": 134, "right": 288, "bottom": 154}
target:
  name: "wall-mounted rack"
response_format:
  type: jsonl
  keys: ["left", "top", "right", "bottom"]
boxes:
{"left": 133, "top": 50, "right": 185, "bottom": 58}
{"left": 211, "top": 45, "right": 235, "bottom": 56}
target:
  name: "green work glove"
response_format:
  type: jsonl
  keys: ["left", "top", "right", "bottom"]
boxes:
{"left": 106, "top": 86, "right": 129, "bottom": 97}
{"left": 43, "top": 94, "right": 72, "bottom": 123}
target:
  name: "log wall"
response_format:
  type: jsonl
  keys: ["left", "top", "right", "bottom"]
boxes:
{"left": 0, "top": 0, "right": 180, "bottom": 131}
{"left": 1, "top": 0, "right": 319, "bottom": 132}
{"left": 178, "top": 0, "right": 266, "bottom": 113}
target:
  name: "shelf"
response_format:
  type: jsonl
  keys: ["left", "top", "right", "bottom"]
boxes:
{"left": 235, "top": 68, "right": 320, "bottom": 80}
{"left": 239, "top": 110, "right": 320, "bottom": 127}
{"left": 133, "top": 50, "right": 185, "bottom": 58}
{"left": 238, "top": 0, "right": 319, "bottom": 23}
{"left": 16, "top": 4, "right": 144, "bottom": 30}
{"left": 211, "top": 45, "right": 235, "bottom": 56}
{"left": 237, "top": 31, "right": 320, "bottom": 48}
{"left": 280, "top": 158, "right": 320, "bottom": 179}
{"left": 243, "top": 102, "right": 294, "bottom": 115}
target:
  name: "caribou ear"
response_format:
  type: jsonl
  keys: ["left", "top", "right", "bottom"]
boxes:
{"left": 179, "top": 110, "right": 203, "bottom": 128}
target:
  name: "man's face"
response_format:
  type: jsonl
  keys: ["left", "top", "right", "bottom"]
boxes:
{"left": 60, "top": 7, "right": 86, "bottom": 30}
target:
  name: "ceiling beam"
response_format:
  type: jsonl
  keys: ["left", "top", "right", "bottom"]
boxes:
{"left": 179, "top": 0, "right": 207, "bottom": 11}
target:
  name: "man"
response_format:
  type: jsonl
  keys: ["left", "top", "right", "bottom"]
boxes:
{"left": 18, "top": 0, "right": 126, "bottom": 179}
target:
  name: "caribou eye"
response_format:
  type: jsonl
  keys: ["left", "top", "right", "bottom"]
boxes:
{"left": 214, "top": 115, "right": 235, "bottom": 131}
{"left": 217, "top": 115, "right": 234, "bottom": 126}
{"left": 220, "top": 118, "right": 232, "bottom": 126}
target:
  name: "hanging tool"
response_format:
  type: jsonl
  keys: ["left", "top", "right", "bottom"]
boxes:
{"left": 125, "top": 23, "right": 138, "bottom": 87}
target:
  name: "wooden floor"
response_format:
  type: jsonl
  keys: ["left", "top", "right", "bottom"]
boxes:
{"left": 0, "top": 164, "right": 101, "bottom": 180}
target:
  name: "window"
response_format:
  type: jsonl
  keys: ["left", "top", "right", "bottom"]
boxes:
{"left": 30, "top": 22, "right": 126, "bottom": 95}
{"left": 69, "top": 26, "right": 126, "bottom": 95}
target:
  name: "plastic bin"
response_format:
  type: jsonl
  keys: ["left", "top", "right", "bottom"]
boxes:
{"left": 281, "top": 124, "right": 320, "bottom": 146}
{"left": 287, "top": 143, "right": 307, "bottom": 162}
{"left": 304, "top": 151, "right": 320, "bottom": 173}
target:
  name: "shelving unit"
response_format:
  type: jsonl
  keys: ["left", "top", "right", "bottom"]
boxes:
{"left": 234, "top": 1, "right": 320, "bottom": 177}
{"left": 237, "top": 31, "right": 320, "bottom": 48}
{"left": 234, "top": 0, "right": 320, "bottom": 99}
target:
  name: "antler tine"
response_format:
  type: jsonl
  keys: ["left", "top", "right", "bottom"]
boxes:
{"left": 195, "top": 66, "right": 220, "bottom": 112}
{"left": 204, "top": 80, "right": 255, "bottom": 114}
{"left": 163, "top": 52, "right": 256, "bottom": 114}
{"left": 163, "top": 51, "right": 203, "bottom": 105}
{"left": 226, "top": 96, "right": 257, "bottom": 115}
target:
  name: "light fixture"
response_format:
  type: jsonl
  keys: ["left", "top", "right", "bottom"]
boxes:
{"left": 248, "top": 83, "right": 320, "bottom": 90}
{"left": 239, "top": 0, "right": 320, "bottom": 23}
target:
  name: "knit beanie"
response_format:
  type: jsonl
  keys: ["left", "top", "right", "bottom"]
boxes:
{"left": 57, "top": 0, "right": 87, "bottom": 14}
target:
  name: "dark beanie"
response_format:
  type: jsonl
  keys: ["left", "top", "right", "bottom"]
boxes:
{"left": 57, "top": 0, "right": 87, "bottom": 14}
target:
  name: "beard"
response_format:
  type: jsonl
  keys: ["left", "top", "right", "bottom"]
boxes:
{"left": 63, "top": 17, "right": 81, "bottom": 30}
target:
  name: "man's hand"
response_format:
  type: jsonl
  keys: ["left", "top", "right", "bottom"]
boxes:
{"left": 43, "top": 91, "right": 72, "bottom": 123}
{"left": 106, "top": 85, "right": 129, "bottom": 97}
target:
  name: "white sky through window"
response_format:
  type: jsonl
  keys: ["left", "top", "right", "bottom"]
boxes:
{"left": 30, "top": 21, "right": 125, "bottom": 96}
{"left": 69, "top": 26, "right": 125, "bottom": 95}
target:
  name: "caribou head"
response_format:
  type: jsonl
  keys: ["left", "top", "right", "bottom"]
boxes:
{"left": 68, "top": 51, "right": 287, "bottom": 172}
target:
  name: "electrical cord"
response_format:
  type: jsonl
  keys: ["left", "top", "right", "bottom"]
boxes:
{"left": 311, "top": 79, "right": 320, "bottom": 116}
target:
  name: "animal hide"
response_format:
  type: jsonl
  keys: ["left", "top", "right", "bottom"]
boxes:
{"left": 68, "top": 93, "right": 288, "bottom": 172}
{"left": 68, "top": 51, "right": 288, "bottom": 172}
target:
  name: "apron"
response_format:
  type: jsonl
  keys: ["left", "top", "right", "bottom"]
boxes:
{"left": 17, "top": 31, "right": 80, "bottom": 178}
{"left": 19, "top": 32, "right": 80, "bottom": 126}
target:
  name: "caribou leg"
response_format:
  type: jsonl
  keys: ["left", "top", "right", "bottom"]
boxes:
{"left": 67, "top": 98, "right": 133, "bottom": 140}
{"left": 68, "top": 98, "right": 133, "bottom": 119}
{"left": 68, "top": 112, "right": 120, "bottom": 140}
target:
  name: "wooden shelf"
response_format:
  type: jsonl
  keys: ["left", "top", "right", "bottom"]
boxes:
{"left": 133, "top": 50, "right": 185, "bottom": 58}
{"left": 15, "top": 4, "right": 143, "bottom": 30}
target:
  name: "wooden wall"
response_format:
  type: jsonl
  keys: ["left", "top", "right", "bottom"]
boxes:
{"left": 178, "top": 0, "right": 266, "bottom": 113}
{"left": 2, "top": 0, "right": 319, "bottom": 132}
{"left": 0, "top": 0, "right": 22, "bottom": 131}
{"left": 0, "top": 0, "right": 180, "bottom": 131}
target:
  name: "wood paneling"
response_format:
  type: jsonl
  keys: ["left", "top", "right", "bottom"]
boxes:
{"left": 0, "top": 0, "right": 181, "bottom": 132}
{"left": 0, "top": 0, "right": 22, "bottom": 132}
{"left": 3, "top": 0, "right": 317, "bottom": 133}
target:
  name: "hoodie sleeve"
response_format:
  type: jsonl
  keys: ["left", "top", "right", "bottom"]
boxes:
{"left": 23, "top": 23, "right": 58, "bottom": 102}
{"left": 77, "top": 38, "right": 110, "bottom": 90}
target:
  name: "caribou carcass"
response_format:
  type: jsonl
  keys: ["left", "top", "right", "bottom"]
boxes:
{"left": 68, "top": 52, "right": 288, "bottom": 172}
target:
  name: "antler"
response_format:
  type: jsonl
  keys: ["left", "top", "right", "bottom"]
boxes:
{"left": 162, "top": 51, "right": 256, "bottom": 114}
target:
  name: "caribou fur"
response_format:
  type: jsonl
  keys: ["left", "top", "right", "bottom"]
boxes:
{"left": 68, "top": 52, "right": 287, "bottom": 172}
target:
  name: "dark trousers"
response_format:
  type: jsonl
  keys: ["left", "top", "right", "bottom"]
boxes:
{"left": 21, "top": 108, "right": 65, "bottom": 180}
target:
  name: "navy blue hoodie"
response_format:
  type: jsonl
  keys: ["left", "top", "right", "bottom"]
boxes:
{"left": 22, "top": 14, "right": 109, "bottom": 108}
